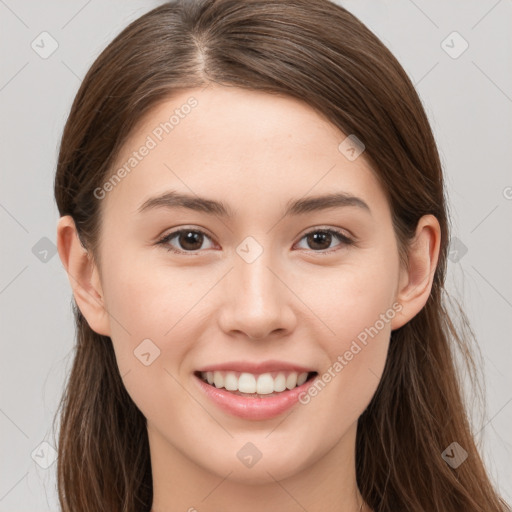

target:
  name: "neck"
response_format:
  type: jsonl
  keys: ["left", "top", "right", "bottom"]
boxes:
{"left": 148, "top": 422, "right": 369, "bottom": 512}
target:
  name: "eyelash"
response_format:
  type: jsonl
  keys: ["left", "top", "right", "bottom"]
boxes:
{"left": 155, "top": 227, "right": 354, "bottom": 256}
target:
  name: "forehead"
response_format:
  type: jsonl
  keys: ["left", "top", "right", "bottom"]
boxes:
{"left": 101, "top": 85, "right": 388, "bottom": 220}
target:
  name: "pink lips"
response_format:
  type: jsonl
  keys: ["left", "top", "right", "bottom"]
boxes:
{"left": 196, "top": 359, "right": 314, "bottom": 375}
{"left": 193, "top": 360, "right": 318, "bottom": 421}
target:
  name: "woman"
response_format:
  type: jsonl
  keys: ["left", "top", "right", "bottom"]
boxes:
{"left": 53, "top": 0, "right": 510, "bottom": 510}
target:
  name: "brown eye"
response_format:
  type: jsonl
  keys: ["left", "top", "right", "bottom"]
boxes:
{"left": 295, "top": 228, "right": 354, "bottom": 254}
{"left": 306, "top": 231, "right": 333, "bottom": 251}
{"left": 157, "top": 229, "right": 214, "bottom": 253}
{"left": 156, "top": 227, "right": 353, "bottom": 255}
{"left": 177, "top": 231, "right": 204, "bottom": 251}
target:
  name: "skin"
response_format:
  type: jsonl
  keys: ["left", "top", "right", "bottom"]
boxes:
{"left": 57, "top": 85, "right": 440, "bottom": 512}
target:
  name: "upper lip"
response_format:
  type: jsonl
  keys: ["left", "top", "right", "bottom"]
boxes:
{"left": 195, "top": 360, "right": 316, "bottom": 374}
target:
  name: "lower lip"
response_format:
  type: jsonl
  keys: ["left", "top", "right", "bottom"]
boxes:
{"left": 194, "top": 374, "right": 317, "bottom": 421}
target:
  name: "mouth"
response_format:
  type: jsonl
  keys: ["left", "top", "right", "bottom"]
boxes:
{"left": 194, "top": 370, "right": 318, "bottom": 398}
{"left": 193, "top": 364, "right": 319, "bottom": 420}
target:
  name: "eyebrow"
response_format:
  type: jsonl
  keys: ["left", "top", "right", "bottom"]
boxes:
{"left": 137, "top": 190, "right": 371, "bottom": 217}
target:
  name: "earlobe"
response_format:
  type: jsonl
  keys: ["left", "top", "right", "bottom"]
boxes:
{"left": 56, "top": 215, "right": 111, "bottom": 336}
{"left": 390, "top": 214, "right": 441, "bottom": 330}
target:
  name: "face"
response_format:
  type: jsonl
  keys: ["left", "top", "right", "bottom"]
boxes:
{"left": 85, "top": 85, "right": 407, "bottom": 483}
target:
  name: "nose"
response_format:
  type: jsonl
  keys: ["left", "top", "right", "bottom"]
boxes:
{"left": 217, "top": 254, "right": 297, "bottom": 341}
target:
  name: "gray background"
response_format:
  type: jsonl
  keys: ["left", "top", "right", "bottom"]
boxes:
{"left": 1, "top": 0, "right": 511, "bottom": 510}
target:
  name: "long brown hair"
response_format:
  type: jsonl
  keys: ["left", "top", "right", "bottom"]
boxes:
{"left": 53, "top": 0, "right": 510, "bottom": 510}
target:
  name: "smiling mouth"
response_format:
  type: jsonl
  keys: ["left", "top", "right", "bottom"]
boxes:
{"left": 194, "top": 370, "right": 318, "bottom": 398}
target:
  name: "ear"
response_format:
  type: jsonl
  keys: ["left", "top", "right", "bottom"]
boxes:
{"left": 56, "top": 215, "right": 111, "bottom": 336}
{"left": 391, "top": 214, "right": 441, "bottom": 330}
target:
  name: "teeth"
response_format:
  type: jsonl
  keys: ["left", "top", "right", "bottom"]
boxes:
{"left": 213, "top": 371, "right": 224, "bottom": 389}
{"left": 238, "top": 373, "right": 256, "bottom": 393}
{"left": 286, "top": 373, "right": 297, "bottom": 390}
{"left": 224, "top": 372, "right": 238, "bottom": 391}
{"left": 256, "top": 373, "right": 274, "bottom": 394}
{"left": 274, "top": 373, "right": 286, "bottom": 392}
{"left": 201, "top": 370, "right": 310, "bottom": 394}
{"left": 297, "top": 372, "right": 308, "bottom": 386}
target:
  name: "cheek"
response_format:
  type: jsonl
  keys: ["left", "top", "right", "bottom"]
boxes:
{"left": 104, "top": 245, "right": 203, "bottom": 323}
{"left": 295, "top": 250, "right": 398, "bottom": 417}
{"left": 100, "top": 261, "right": 203, "bottom": 426}
{"left": 296, "top": 248, "right": 399, "bottom": 344}
{"left": 100, "top": 254, "right": 204, "bottom": 373}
